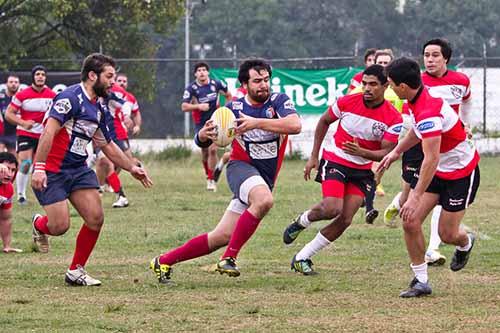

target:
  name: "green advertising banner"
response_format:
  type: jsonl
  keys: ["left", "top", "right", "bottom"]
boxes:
{"left": 211, "top": 68, "right": 362, "bottom": 114}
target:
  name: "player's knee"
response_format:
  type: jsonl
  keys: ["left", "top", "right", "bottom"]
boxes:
{"left": 321, "top": 202, "right": 342, "bottom": 220}
{"left": 208, "top": 145, "right": 217, "bottom": 154}
{"left": 336, "top": 214, "right": 353, "bottom": 228}
{"left": 210, "top": 229, "right": 231, "bottom": 247}
{"left": 402, "top": 219, "right": 420, "bottom": 233}
{"left": 85, "top": 212, "right": 104, "bottom": 229}
{"left": 20, "top": 159, "right": 32, "bottom": 174}
{"left": 51, "top": 222, "right": 70, "bottom": 236}
{"left": 255, "top": 195, "right": 274, "bottom": 214}
{"left": 438, "top": 229, "right": 456, "bottom": 244}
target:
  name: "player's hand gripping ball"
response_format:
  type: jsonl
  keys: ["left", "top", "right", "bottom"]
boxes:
{"left": 210, "top": 106, "right": 236, "bottom": 147}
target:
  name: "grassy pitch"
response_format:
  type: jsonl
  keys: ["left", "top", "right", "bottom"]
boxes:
{"left": 1, "top": 156, "right": 499, "bottom": 332}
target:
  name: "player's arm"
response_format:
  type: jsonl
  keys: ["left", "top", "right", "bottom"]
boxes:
{"left": 131, "top": 110, "right": 142, "bottom": 136}
{"left": 342, "top": 139, "right": 397, "bottom": 162}
{"left": 5, "top": 104, "right": 34, "bottom": 129}
{"left": 377, "top": 128, "right": 420, "bottom": 172}
{"left": 235, "top": 112, "right": 301, "bottom": 135}
{"left": 181, "top": 101, "right": 209, "bottom": 112}
{"left": 31, "top": 118, "right": 62, "bottom": 190}
{"left": 222, "top": 90, "right": 233, "bottom": 103}
{"left": 100, "top": 140, "right": 152, "bottom": 188}
{"left": 303, "top": 109, "right": 336, "bottom": 180}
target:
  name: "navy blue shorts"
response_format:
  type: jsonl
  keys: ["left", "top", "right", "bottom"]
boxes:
{"left": 226, "top": 160, "right": 270, "bottom": 205}
{"left": 17, "top": 135, "right": 39, "bottom": 153}
{"left": 113, "top": 138, "right": 130, "bottom": 152}
{"left": 33, "top": 166, "right": 99, "bottom": 206}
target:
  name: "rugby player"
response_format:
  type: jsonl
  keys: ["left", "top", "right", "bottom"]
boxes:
{"left": 383, "top": 39, "right": 472, "bottom": 266}
{"left": 5, "top": 66, "right": 56, "bottom": 205}
{"left": 282, "top": 65, "right": 402, "bottom": 275}
{"left": 0, "top": 75, "right": 20, "bottom": 154}
{"left": 181, "top": 62, "right": 232, "bottom": 192}
{"left": 0, "top": 152, "right": 22, "bottom": 253}
{"left": 150, "top": 59, "right": 301, "bottom": 283}
{"left": 31, "top": 53, "right": 152, "bottom": 286}
{"left": 381, "top": 57, "right": 479, "bottom": 297}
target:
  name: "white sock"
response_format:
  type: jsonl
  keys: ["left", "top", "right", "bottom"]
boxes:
{"left": 16, "top": 172, "right": 30, "bottom": 198}
{"left": 457, "top": 234, "right": 472, "bottom": 251}
{"left": 298, "top": 210, "right": 311, "bottom": 228}
{"left": 411, "top": 262, "right": 428, "bottom": 283}
{"left": 295, "top": 232, "right": 331, "bottom": 261}
{"left": 392, "top": 192, "right": 402, "bottom": 210}
{"left": 428, "top": 205, "right": 442, "bottom": 251}
{"left": 215, "top": 158, "right": 224, "bottom": 170}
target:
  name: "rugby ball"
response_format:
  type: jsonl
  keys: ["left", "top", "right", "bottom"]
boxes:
{"left": 210, "top": 106, "right": 236, "bottom": 147}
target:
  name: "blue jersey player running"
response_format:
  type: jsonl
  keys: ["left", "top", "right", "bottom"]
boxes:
{"left": 182, "top": 62, "right": 232, "bottom": 192}
{"left": 31, "top": 53, "right": 153, "bottom": 286}
{"left": 151, "top": 59, "right": 301, "bottom": 283}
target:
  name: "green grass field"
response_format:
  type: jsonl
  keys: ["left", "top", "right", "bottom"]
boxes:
{"left": 1, "top": 155, "right": 499, "bottom": 332}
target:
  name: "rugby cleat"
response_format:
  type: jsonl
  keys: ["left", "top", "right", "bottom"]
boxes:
{"left": 32, "top": 214, "right": 49, "bottom": 253}
{"left": 365, "top": 209, "right": 379, "bottom": 224}
{"left": 291, "top": 255, "right": 318, "bottom": 276}
{"left": 450, "top": 233, "right": 475, "bottom": 272}
{"left": 399, "top": 277, "right": 432, "bottom": 298}
{"left": 425, "top": 250, "right": 446, "bottom": 266}
{"left": 216, "top": 257, "right": 240, "bottom": 277}
{"left": 150, "top": 256, "right": 173, "bottom": 284}
{"left": 283, "top": 214, "right": 306, "bottom": 245}
{"left": 375, "top": 184, "right": 385, "bottom": 197}
{"left": 65, "top": 265, "right": 102, "bottom": 286}
{"left": 112, "top": 195, "right": 129, "bottom": 208}
{"left": 383, "top": 203, "right": 399, "bottom": 228}
{"left": 206, "top": 179, "right": 217, "bottom": 192}
{"left": 18, "top": 196, "right": 27, "bottom": 206}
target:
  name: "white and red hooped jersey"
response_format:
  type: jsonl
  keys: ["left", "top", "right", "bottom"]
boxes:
{"left": 408, "top": 87, "right": 479, "bottom": 180}
{"left": 422, "top": 70, "right": 471, "bottom": 114}
{"left": 0, "top": 182, "right": 14, "bottom": 210}
{"left": 125, "top": 90, "right": 140, "bottom": 116}
{"left": 9, "top": 86, "right": 56, "bottom": 138}
{"left": 227, "top": 93, "right": 297, "bottom": 187}
{"left": 322, "top": 93, "right": 402, "bottom": 170}
{"left": 107, "top": 84, "right": 131, "bottom": 140}
{"left": 42, "top": 83, "right": 112, "bottom": 173}
{"left": 232, "top": 87, "right": 247, "bottom": 101}
{"left": 348, "top": 71, "right": 363, "bottom": 91}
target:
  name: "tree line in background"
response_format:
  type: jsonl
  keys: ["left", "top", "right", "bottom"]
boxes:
{"left": 1, "top": 0, "right": 499, "bottom": 137}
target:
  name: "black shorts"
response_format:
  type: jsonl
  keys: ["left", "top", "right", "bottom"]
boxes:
{"left": 315, "top": 159, "right": 375, "bottom": 198}
{"left": 402, "top": 161, "right": 421, "bottom": 187}
{"left": 0, "top": 135, "right": 16, "bottom": 149}
{"left": 113, "top": 138, "right": 130, "bottom": 152}
{"left": 425, "top": 165, "right": 480, "bottom": 212}
{"left": 16, "top": 135, "right": 39, "bottom": 153}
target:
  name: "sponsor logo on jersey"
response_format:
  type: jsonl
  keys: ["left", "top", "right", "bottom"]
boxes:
{"left": 232, "top": 101, "right": 243, "bottom": 111}
{"left": 210, "top": 85, "right": 216, "bottom": 92}
{"left": 284, "top": 99, "right": 295, "bottom": 110}
{"left": 417, "top": 121, "right": 435, "bottom": 131}
{"left": 183, "top": 90, "right": 190, "bottom": 99}
{"left": 53, "top": 98, "right": 72, "bottom": 114}
{"left": 270, "top": 93, "right": 278, "bottom": 102}
{"left": 392, "top": 125, "right": 403, "bottom": 133}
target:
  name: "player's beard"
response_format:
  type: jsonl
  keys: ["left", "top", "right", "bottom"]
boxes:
{"left": 250, "top": 88, "right": 270, "bottom": 104}
{"left": 93, "top": 78, "right": 109, "bottom": 98}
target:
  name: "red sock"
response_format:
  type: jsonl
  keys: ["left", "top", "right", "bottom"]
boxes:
{"left": 207, "top": 168, "right": 214, "bottom": 180}
{"left": 222, "top": 210, "right": 261, "bottom": 259}
{"left": 34, "top": 215, "right": 51, "bottom": 235}
{"left": 106, "top": 172, "right": 121, "bottom": 193}
{"left": 159, "top": 233, "right": 210, "bottom": 266}
{"left": 69, "top": 224, "right": 101, "bottom": 270}
{"left": 202, "top": 161, "right": 209, "bottom": 178}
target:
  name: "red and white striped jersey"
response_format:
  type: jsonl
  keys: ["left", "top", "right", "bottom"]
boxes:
{"left": 408, "top": 87, "right": 479, "bottom": 180}
{"left": 125, "top": 91, "right": 140, "bottom": 116}
{"left": 422, "top": 70, "right": 471, "bottom": 114}
{"left": 0, "top": 182, "right": 13, "bottom": 210}
{"left": 322, "top": 93, "right": 402, "bottom": 170}
{"left": 348, "top": 71, "right": 363, "bottom": 91}
{"left": 232, "top": 87, "right": 247, "bottom": 100}
{"left": 9, "top": 86, "right": 56, "bottom": 138}
{"left": 108, "top": 84, "right": 130, "bottom": 140}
